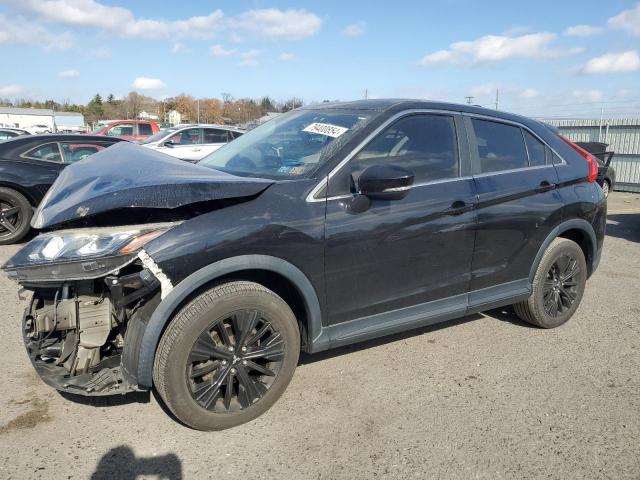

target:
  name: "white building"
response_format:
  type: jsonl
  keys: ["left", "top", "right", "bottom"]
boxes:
{"left": 0, "top": 107, "right": 84, "bottom": 132}
{"left": 139, "top": 111, "right": 159, "bottom": 121}
{"left": 167, "top": 109, "right": 182, "bottom": 126}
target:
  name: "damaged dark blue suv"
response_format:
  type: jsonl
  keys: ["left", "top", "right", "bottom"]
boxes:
{"left": 2, "top": 100, "right": 606, "bottom": 430}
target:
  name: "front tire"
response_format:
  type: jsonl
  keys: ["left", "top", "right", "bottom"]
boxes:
{"left": 153, "top": 281, "right": 300, "bottom": 430}
{"left": 0, "top": 187, "right": 33, "bottom": 245}
{"left": 514, "top": 238, "right": 587, "bottom": 328}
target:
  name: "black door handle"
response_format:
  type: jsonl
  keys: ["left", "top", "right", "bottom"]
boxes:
{"left": 444, "top": 200, "right": 474, "bottom": 216}
{"left": 536, "top": 181, "right": 556, "bottom": 193}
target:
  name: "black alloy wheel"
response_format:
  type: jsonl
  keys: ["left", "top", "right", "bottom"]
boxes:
{"left": 542, "top": 254, "right": 581, "bottom": 317}
{"left": 0, "top": 187, "right": 33, "bottom": 245}
{"left": 187, "top": 310, "right": 285, "bottom": 412}
{"left": 0, "top": 200, "right": 22, "bottom": 237}
{"left": 514, "top": 238, "right": 587, "bottom": 329}
{"left": 153, "top": 281, "right": 300, "bottom": 430}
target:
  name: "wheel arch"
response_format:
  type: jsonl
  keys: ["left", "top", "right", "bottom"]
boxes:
{"left": 134, "top": 254, "right": 324, "bottom": 388}
{"left": 0, "top": 181, "right": 39, "bottom": 206}
{"left": 529, "top": 219, "right": 598, "bottom": 283}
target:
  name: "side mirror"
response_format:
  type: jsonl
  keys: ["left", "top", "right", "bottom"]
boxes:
{"left": 358, "top": 164, "right": 415, "bottom": 201}
{"left": 164, "top": 140, "right": 175, "bottom": 148}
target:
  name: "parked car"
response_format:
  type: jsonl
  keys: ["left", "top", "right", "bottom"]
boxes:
{"left": 93, "top": 120, "right": 160, "bottom": 140}
{"left": 2, "top": 100, "right": 605, "bottom": 431}
{"left": 141, "top": 124, "right": 244, "bottom": 162}
{"left": 0, "top": 128, "right": 31, "bottom": 142}
{"left": 575, "top": 141, "right": 616, "bottom": 197}
{"left": 25, "top": 125, "right": 51, "bottom": 135}
{"left": 0, "top": 134, "right": 125, "bottom": 244}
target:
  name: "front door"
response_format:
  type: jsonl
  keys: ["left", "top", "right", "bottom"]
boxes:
{"left": 324, "top": 113, "right": 477, "bottom": 326}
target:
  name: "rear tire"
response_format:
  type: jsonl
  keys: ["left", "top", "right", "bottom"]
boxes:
{"left": 153, "top": 281, "right": 300, "bottom": 430}
{"left": 602, "top": 180, "right": 610, "bottom": 198}
{"left": 514, "top": 238, "right": 587, "bottom": 328}
{"left": 0, "top": 187, "right": 33, "bottom": 245}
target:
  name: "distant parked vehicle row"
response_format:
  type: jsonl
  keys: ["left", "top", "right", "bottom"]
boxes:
{"left": 141, "top": 124, "right": 245, "bottom": 161}
{"left": 92, "top": 120, "right": 160, "bottom": 141}
{"left": 0, "top": 134, "right": 125, "bottom": 244}
{"left": 0, "top": 128, "right": 31, "bottom": 142}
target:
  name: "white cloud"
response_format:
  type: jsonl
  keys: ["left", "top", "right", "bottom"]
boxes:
{"left": 238, "top": 49, "right": 260, "bottom": 67}
{"left": 131, "top": 77, "right": 166, "bottom": 90}
{"left": 8, "top": 2, "right": 323, "bottom": 42}
{"left": 417, "top": 32, "right": 583, "bottom": 67}
{"left": 58, "top": 69, "right": 80, "bottom": 77}
{"left": 580, "top": 50, "right": 640, "bottom": 74}
{"left": 229, "top": 8, "right": 321, "bottom": 40}
{"left": 0, "top": 84, "right": 25, "bottom": 96}
{"left": 278, "top": 52, "right": 295, "bottom": 61}
{"left": 210, "top": 44, "right": 236, "bottom": 57}
{"left": 343, "top": 21, "right": 366, "bottom": 37}
{"left": 608, "top": 3, "right": 640, "bottom": 36}
{"left": 573, "top": 89, "right": 603, "bottom": 102}
{"left": 564, "top": 24, "right": 603, "bottom": 36}
{"left": 520, "top": 88, "right": 540, "bottom": 98}
{"left": 11, "top": 0, "right": 224, "bottom": 39}
{"left": 0, "top": 13, "right": 73, "bottom": 50}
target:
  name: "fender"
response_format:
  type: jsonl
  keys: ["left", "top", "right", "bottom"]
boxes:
{"left": 528, "top": 218, "right": 598, "bottom": 282}
{"left": 135, "top": 254, "right": 324, "bottom": 388}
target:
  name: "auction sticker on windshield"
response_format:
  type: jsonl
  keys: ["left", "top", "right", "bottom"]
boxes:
{"left": 303, "top": 122, "right": 349, "bottom": 138}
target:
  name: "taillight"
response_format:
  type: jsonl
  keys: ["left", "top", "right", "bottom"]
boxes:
{"left": 558, "top": 135, "right": 598, "bottom": 183}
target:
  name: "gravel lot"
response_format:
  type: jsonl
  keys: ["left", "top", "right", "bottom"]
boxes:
{"left": 1, "top": 192, "right": 639, "bottom": 480}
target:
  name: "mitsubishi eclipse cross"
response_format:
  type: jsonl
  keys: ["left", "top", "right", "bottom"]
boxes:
{"left": 2, "top": 100, "right": 606, "bottom": 430}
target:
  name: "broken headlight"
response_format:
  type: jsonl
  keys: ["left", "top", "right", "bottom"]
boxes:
{"left": 2, "top": 224, "right": 174, "bottom": 282}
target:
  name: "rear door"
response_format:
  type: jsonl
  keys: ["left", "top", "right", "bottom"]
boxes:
{"left": 105, "top": 122, "right": 136, "bottom": 140}
{"left": 324, "top": 112, "right": 477, "bottom": 327}
{"left": 163, "top": 128, "right": 203, "bottom": 161}
{"left": 200, "top": 128, "right": 232, "bottom": 158}
{"left": 466, "top": 116, "right": 562, "bottom": 307}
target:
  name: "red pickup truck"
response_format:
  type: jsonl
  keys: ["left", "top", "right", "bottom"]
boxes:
{"left": 93, "top": 120, "right": 160, "bottom": 140}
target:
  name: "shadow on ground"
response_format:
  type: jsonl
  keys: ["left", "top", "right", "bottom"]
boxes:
{"left": 58, "top": 390, "right": 150, "bottom": 407}
{"left": 606, "top": 213, "right": 640, "bottom": 243}
{"left": 91, "top": 445, "right": 182, "bottom": 480}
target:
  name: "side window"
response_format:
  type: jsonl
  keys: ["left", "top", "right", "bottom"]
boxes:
{"left": 138, "top": 123, "right": 152, "bottom": 136}
{"left": 60, "top": 142, "right": 109, "bottom": 163}
{"left": 25, "top": 143, "right": 62, "bottom": 162}
{"left": 523, "top": 130, "right": 546, "bottom": 167}
{"left": 350, "top": 114, "right": 459, "bottom": 185}
{"left": 472, "top": 119, "right": 528, "bottom": 173}
{"left": 169, "top": 128, "right": 201, "bottom": 145}
{"left": 0, "top": 131, "right": 18, "bottom": 141}
{"left": 107, "top": 123, "right": 135, "bottom": 136}
{"left": 203, "top": 128, "right": 228, "bottom": 144}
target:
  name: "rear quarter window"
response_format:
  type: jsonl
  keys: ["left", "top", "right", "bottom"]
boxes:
{"left": 472, "top": 119, "right": 528, "bottom": 173}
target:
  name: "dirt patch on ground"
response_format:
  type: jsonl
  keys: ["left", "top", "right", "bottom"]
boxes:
{"left": 0, "top": 396, "right": 51, "bottom": 434}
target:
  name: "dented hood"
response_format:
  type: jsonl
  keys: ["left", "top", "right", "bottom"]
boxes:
{"left": 32, "top": 142, "right": 273, "bottom": 229}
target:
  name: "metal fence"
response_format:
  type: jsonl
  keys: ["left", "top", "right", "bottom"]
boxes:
{"left": 543, "top": 118, "right": 640, "bottom": 193}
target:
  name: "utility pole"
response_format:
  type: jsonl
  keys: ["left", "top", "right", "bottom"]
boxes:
{"left": 495, "top": 89, "right": 499, "bottom": 110}
{"left": 364, "top": 89, "right": 368, "bottom": 100}
{"left": 465, "top": 96, "right": 474, "bottom": 105}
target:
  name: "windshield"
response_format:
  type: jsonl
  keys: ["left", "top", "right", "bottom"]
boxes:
{"left": 198, "top": 109, "right": 373, "bottom": 179}
{"left": 141, "top": 129, "right": 176, "bottom": 144}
